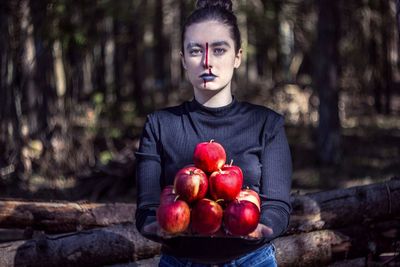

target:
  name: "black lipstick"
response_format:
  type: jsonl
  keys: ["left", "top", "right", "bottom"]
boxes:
{"left": 200, "top": 73, "right": 217, "bottom": 81}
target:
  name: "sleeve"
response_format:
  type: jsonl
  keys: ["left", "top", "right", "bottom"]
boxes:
{"left": 135, "top": 114, "right": 163, "bottom": 239}
{"left": 259, "top": 115, "right": 292, "bottom": 241}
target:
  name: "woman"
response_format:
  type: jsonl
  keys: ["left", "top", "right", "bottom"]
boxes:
{"left": 135, "top": 0, "right": 292, "bottom": 266}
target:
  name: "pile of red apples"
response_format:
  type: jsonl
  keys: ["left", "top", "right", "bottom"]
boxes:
{"left": 157, "top": 140, "right": 261, "bottom": 237}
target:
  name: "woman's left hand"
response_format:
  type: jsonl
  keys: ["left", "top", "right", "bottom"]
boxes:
{"left": 247, "top": 224, "right": 273, "bottom": 239}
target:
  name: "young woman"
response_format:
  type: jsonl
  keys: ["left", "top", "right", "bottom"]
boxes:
{"left": 135, "top": 0, "right": 292, "bottom": 266}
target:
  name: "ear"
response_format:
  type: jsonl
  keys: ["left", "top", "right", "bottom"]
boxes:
{"left": 234, "top": 49, "right": 242, "bottom": 69}
{"left": 180, "top": 51, "right": 187, "bottom": 69}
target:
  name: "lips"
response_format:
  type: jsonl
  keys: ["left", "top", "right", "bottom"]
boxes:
{"left": 200, "top": 73, "right": 217, "bottom": 81}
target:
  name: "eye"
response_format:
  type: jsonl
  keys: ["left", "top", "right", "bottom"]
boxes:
{"left": 214, "top": 48, "right": 226, "bottom": 55}
{"left": 189, "top": 48, "right": 202, "bottom": 56}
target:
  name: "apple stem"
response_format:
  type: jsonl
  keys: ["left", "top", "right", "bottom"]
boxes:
{"left": 209, "top": 139, "right": 214, "bottom": 143}
{"left": 215, "top": 199, "right": 224, "bottom": 204}
{"left": 174, "top": 195, "right": 180, "bottom": 202}
{"left": 230, "top": 159, "right": 233, "bottom": 166}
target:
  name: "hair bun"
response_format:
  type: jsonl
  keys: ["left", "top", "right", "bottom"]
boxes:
{"left": 196, "top": 0, "right": 233, "bottom": 12}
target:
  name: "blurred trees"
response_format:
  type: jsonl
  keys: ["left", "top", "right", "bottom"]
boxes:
{"left": 0, "top": 0, "right": 399, "bottom": 187}
{"left": 314, "top": 0, "right": 341, "bottom": 165}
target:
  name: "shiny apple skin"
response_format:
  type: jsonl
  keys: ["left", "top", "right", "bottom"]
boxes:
{"left": 222, "top": 163, "right": 243, "bottom": 181}
{"left": 160, "top": 185, "right": 176, "bottom": 204}
{"left": 223, "top": 200, "right": 260, "bottom": 236}
{"left": 236, "top": 188, "right": 261, "bottom": 211}
{"left": 157, "top": 200, "right": 190, "bottom": 234}
{"left": 193, "top": 140, "right": 226, "bottom": 173}
{"left": 191, "top": 198, "right": 223, "bottom": 235}
{"left": 174, "top": 166, "right": 208, "bottom": 203}
{"left": 209, "top": 170, "right": 243, "bottom": 201}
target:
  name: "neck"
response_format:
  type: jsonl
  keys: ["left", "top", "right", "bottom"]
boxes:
{"left": 193, "top": 85, "right": 233, "bottom": 108}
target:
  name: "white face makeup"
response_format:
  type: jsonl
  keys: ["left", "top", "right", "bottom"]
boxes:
{"left": 182, "top": 20, "right": 242, "bottom": 94}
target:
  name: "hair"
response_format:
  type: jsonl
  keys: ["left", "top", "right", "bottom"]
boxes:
{"left": 182, "top": 0, "right": 241, "bottom": 53}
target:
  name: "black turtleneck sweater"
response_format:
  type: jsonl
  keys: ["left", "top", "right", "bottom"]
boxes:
{"left": 135, "top": 97, "right": 292, "bottom": 264}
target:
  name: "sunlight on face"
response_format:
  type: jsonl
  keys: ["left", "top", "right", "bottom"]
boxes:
{"left": 182, "top": 20, "right": 242, "bottom": 93}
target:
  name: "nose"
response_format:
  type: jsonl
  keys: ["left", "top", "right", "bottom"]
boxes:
{"left": 203, "top": 60, "right": 212, "bottom": 69}
{"left": 203, "top": 43, "right": 212, "bottom": 69}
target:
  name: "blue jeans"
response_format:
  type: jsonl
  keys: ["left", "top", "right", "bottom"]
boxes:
{"left": 159, "top": 244, "right": 277, "bottom": 267}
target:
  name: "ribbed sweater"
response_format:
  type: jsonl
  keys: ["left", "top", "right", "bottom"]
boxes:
{"left": 135, "top": 97, "right": 292, "bottom": 264}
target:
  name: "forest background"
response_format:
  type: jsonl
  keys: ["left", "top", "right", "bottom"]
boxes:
{"left": 0, "top": 0, "right": 399, "bottom": 203}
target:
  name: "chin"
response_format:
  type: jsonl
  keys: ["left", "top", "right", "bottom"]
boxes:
{"left": 198, "top": 88, "right": 226, "bottom": 94}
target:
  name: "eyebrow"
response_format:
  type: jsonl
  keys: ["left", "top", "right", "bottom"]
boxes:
{"left": 186, "top": 41, "right": 231, "bottom": 49}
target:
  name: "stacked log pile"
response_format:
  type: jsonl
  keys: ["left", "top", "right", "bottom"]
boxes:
{"left": 0, "top": 178, "right": 399, "bottom": 266}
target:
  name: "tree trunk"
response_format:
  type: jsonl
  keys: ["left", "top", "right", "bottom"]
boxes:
{"left": 397, "top": 0, "right": 400, "bottom": 40}
{"left": 0, "top": 179, "right": 398, "bottom": 235}
{"left": 0, "top": 1, "right": 11, "bottom": 143}
{"left": 314, "top": 0, "right": 341, "bottom": 165}
{"left": 274, "top": 230, "right": 349, "bottom": 267}
{"left": 168, "top": 0, "right": 181, "bottom": 94}
{"left": 1, "top": 225, "right": 397, "bottom": 267}
{"left": 29, "top": 0, "right": 55, "bottom": 138}
{"left": 5, "top": 1, "right": 25, "bottom": 177}
{"left": 380, "top": 0, "right": 393, "bottom": 115}
{"left": 0, "top": 200, "right": 136, "bottom": 233}
{"left": 129, "top": 1, "right": 146, "bottom": 115}
{"left": 93, "top": 10, "right": 107, "bottom": 100}
{"left": 287, "top": 177, "right": 400, "bottom": 234}
{"left": 113, "top": 18, "right": 125, "bottom": 103}
{"left": 153, "top": 0, "right": 166, "bottom": 93}
{"left": 0, "top": 228, "right": 30, "bottom": 243}
{"left": 369, "top": 1, "right": 382, "bottom": 114}
{"left": 0, "top": 179, "right": 399, "bottom": 266}
{"left": 20, "top": 0, "right": 41, "bottom": 137}
{"left": 0, "top": 223, "right": 161, "bottom": 267}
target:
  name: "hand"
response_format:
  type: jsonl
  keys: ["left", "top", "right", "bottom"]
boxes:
{"left": 143, "top": 221, "right": 172, "bottom": 238}
{"left": 143, "top": 221, "right": 160, "bottom": 235}
{"left": 143, "top": 221, "right": 189, "bottom": 239}
{"left": 247, "top": 224, "right": 273, "bottom": 239}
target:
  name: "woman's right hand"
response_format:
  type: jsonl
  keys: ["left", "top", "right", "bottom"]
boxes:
{"left": 143, "top": 221, "right": 186, "bottom": 239}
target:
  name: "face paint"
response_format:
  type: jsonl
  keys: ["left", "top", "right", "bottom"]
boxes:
{"left": 204, "top": 42, "right": 209, "bottom": 88}
{"left": 205, "top": 42, "right": 209, "bottom": 69}
{"left": 183, "top": 21, "right": 239, "bottom": 92}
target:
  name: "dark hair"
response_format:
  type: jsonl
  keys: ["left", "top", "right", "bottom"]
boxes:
{"left": 182, "top": 0, "right": 241, "bottom": 53}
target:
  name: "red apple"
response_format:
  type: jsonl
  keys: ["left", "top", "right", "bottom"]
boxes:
{"left": 157, "top": 199, "right": 190, "bottom": 234}
{"left": 222, "top": 160, "right": 243, "bottom": 181}
{"left": 160, "top": 185, "right": 177, "bottom": 204}
{"left": 191, "top": 198, "right": 223, "bottom": 235}
{"left": 236, "top": 188, "right": 261, "bottom": 211}
{"left": 223, "top": 200, "right": 260, "bottom": 236}
{"left": 193, "top": 140, "right": 226, "bottom": 173}
{"left": 174, "top": 166, "right": 208, "bottom": 203}
{"left": 209, "top": 169, "right": 243, "bottom": 202}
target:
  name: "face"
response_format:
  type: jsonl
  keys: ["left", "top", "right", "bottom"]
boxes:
{"left": 181, "top": 20, "right": 242, "bottom": 93}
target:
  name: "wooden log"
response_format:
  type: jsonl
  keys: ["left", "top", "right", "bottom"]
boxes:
{"left": 0, "top": 228, "right": 32, "bottom": 243}
{"left": 0, "top": 223, "right": 161, "bottom": 267}
{"left": 287, "top": 177, "right": 400, "bottom": 234}
{"left": 0, "top": 179, "right": 398, "bottom": 235}
{"left": 2, "top": 227, "right": 347, "bottom": 267}
{"left": 103, "top": 256, "right": 161, "bottom": 267}
{"left": 0, "top": 199, "right": 136, "bottom": 233}
{"left": 1, "top": 221, "right": 397, "bottom": 267}
{"left": 326, "top": 257, "right": 367, "bottom": 267}
{"left": 274, "top": 230, "right": 350, "bottom": 267}
{"left": 276, "top": 219, "right": 399, "bottom": 266}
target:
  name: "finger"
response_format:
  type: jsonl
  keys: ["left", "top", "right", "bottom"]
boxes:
{"left": 248, "top": 227, "right": 262, "bottom": 238}
{"left": 143, "top": 222, "right": 158, "bottom": 234}
{"left": 261, "top": 226, "right": 273, "bottom": 237}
